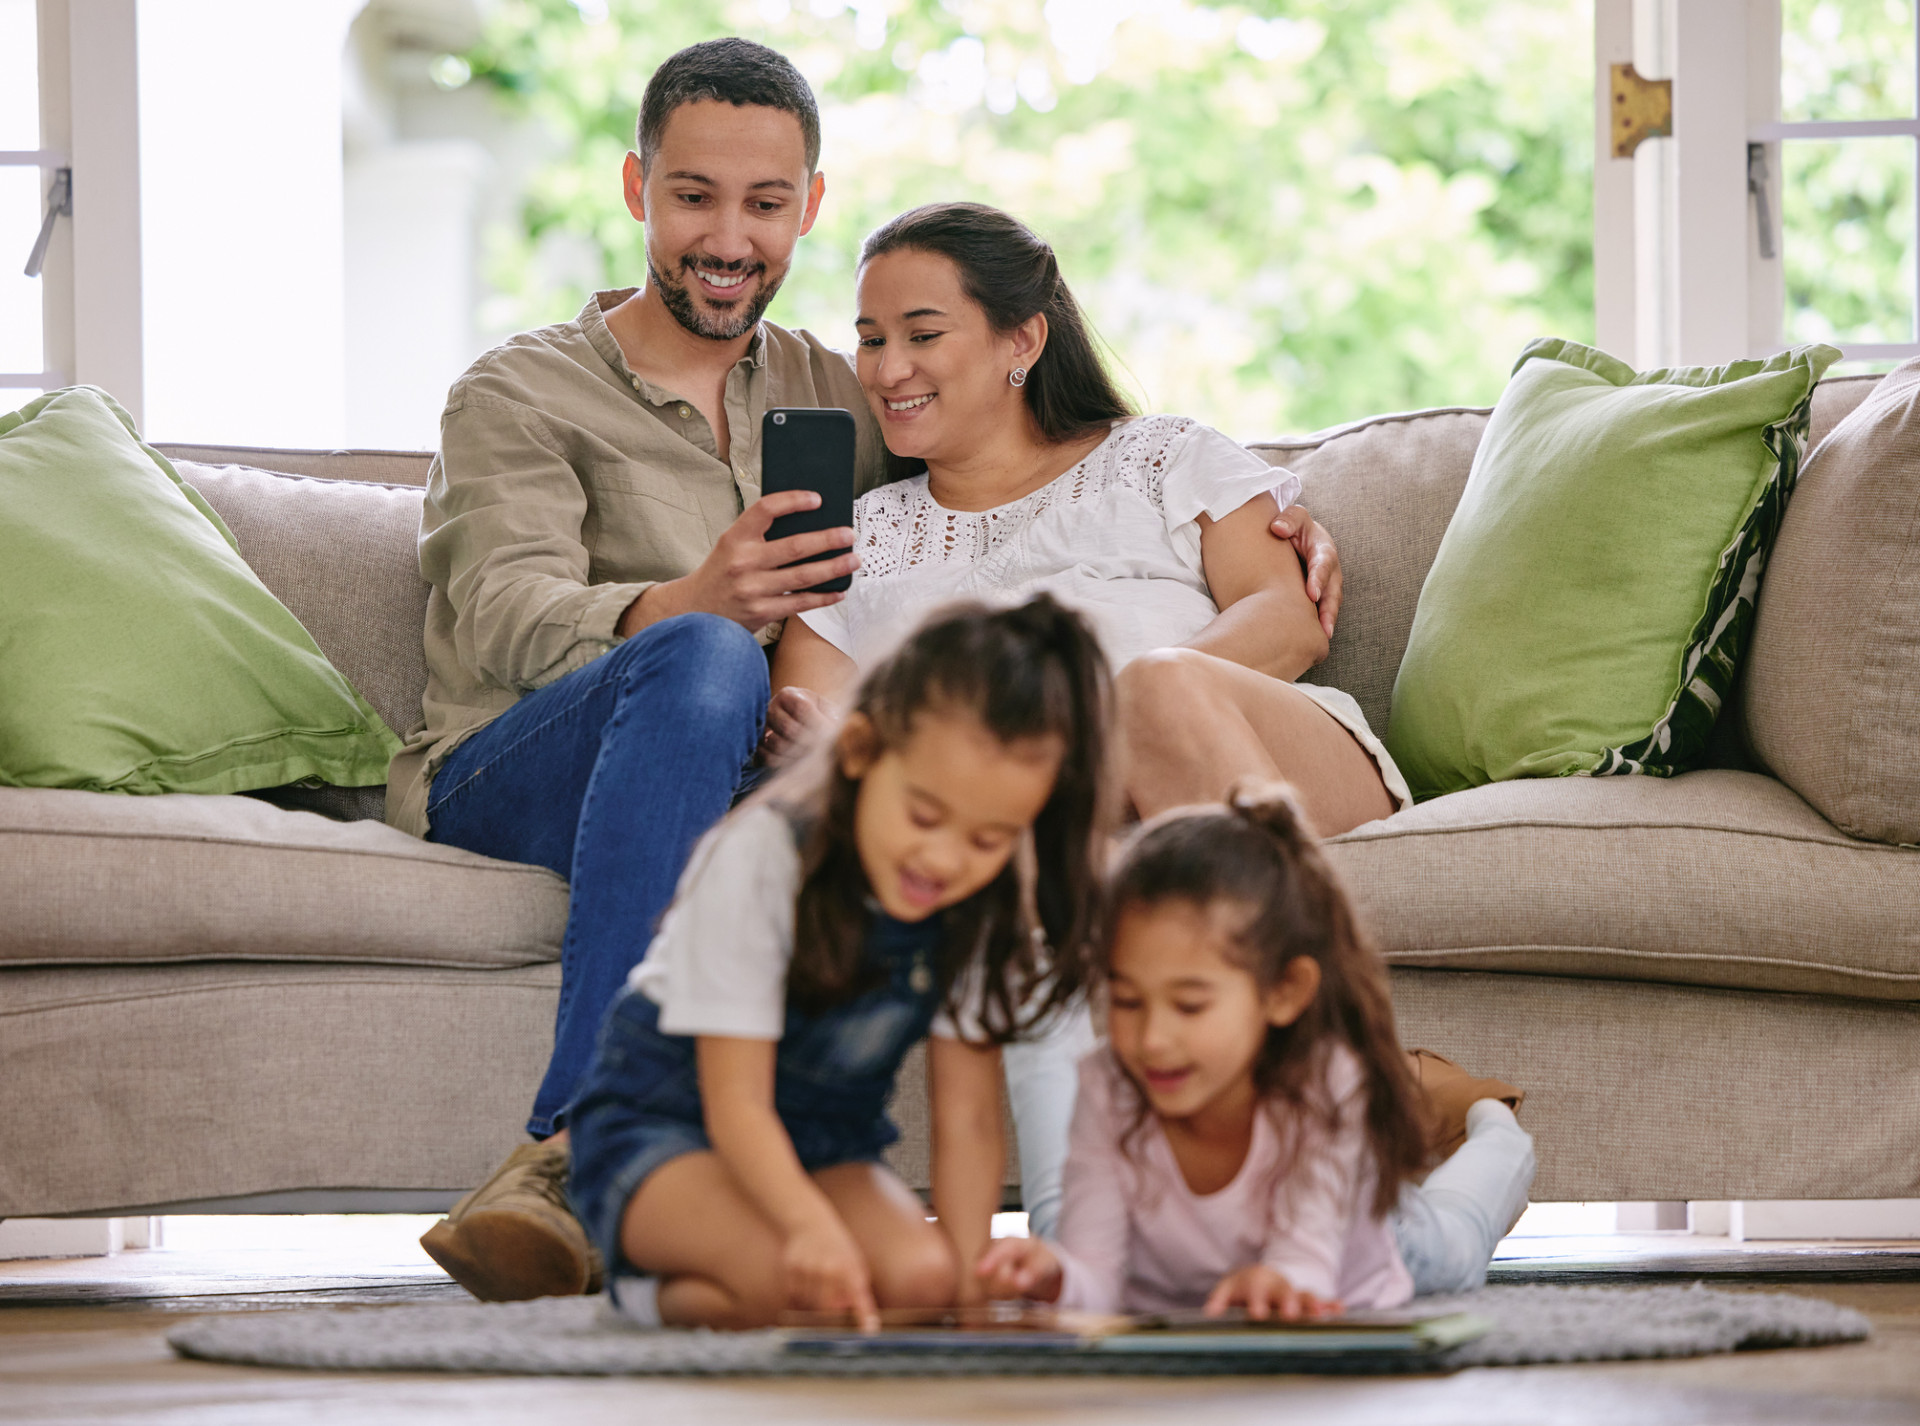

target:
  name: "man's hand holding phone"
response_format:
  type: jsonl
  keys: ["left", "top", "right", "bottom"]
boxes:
{"left": 619, "top": 489, "right": 859, "bottom": 637}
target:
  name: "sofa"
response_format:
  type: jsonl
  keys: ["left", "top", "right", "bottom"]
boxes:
{"left": 4, "top": 372, "right": 1915, "bottom": 1221}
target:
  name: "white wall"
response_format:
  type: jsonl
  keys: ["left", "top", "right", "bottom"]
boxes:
{"left": 136, "top": 0, "right": 359, "bottom": 446}
{"left": 344, "top": 139, "right": 486, "bottom": 448}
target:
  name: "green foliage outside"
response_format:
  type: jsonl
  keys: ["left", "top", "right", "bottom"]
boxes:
{"left": 465, "top": 0, "right": 1599, "bottom": 436}
{"left": 1780, "top": 0, "right": 1916, "bottom": 347}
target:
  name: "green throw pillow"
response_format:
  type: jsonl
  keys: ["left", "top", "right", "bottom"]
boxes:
{"left": 0, "top": 386, "right": 401, "bottom": 795}
{"left": 1384, "top": 338, "right": 1839, "bottom": 802}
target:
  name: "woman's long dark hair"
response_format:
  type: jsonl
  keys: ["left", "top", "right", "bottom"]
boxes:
{"left": 860, "top": 202, "right": 1134, "bottom": 445}
{"left": 1105, "top": 782, "right": 1427, "bottom": 1217}
{"left": 775, "top": 594, "right": 1114, "bottom": 1041}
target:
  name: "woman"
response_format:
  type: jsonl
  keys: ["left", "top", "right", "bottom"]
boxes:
{"left": 767, "top": 202, "right": 1407, "bottom": 834}
{"left": 763, "top": 203, "right": 1412, "bottom": 1240}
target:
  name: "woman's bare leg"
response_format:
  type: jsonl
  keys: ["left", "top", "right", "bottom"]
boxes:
{"left": 619, "top": 1153, "right": 956, "bottom": 1327}
{"left": 1116, "top": 648, "right": 1395, "bottom": 835}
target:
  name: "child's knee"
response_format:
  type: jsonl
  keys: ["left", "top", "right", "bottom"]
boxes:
{"left": 721, "top": 1281, "right": 789, "bottom": 1328}
{"left": 658, "top": 1272, "right": 786, "bottom": 1329}
{"left": 872, "top": 1229, "right": 960, "bottom": 1309}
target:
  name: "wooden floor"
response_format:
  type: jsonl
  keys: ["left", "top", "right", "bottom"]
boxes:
{"left": 4, "top": 1235, "right": 1920, "bottom": 1425}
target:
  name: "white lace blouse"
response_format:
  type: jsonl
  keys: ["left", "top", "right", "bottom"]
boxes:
{"left": 798, "top": 415, "right": 1301, "bottom": 671}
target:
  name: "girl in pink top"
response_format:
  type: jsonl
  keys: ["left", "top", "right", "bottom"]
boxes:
{"left": 978, "top": 784, "right": 1533, "bottom": 1318}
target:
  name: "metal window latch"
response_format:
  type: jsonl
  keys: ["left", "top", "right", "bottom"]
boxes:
{"left": 1747, "top": 142, "right": 1777, "bottom": 260}
{"left": 24, "top": 167, "right": 71, "bottom": 279}
{"left": 1611, "top": 63, "right": 1673, "bottom": 158}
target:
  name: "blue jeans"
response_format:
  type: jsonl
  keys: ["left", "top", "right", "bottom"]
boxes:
{"left": 1391, "top": 1101, "right": 1537, "bottom": 1295}
{"left": 425, "top": 614, "right": 770, "bottom": 1137}
{"left": 1002, "top": 1004, "right": 1097, "bottom": 1241}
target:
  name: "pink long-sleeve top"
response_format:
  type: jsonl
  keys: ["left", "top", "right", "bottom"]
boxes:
{"left": 1051, "top": 1045, "right": 1414, "bottom": 1313}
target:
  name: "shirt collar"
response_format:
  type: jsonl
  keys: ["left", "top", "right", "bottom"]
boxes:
{"left": 581, "top": 288, "right": 767, "bottom": 405}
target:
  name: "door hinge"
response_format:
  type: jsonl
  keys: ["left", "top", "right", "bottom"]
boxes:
{"left": 1611, "top": 63, "right": 1673, "bottom": 158}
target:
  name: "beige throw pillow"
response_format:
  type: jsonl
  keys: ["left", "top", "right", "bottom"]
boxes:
{"left": 1743, "top": 360, "right": 1920, "bottom": 845}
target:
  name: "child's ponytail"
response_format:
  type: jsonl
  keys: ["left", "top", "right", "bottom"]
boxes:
{"left": 994, "top": 595, "right": 1112, "bottom": 1017}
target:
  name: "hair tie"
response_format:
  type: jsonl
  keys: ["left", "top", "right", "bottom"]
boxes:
{"left": 1228, "top": 779, "right": 1307, "bottom": 849}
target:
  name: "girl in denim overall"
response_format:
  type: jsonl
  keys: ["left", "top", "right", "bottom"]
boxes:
{"left": 568, "top": 595, "right": 1112, "bottom": 1329}
{"left": 976, "top": 785, "right": 1535, "bottom": 1317}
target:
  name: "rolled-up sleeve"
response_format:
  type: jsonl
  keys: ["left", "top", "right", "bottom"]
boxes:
{"left": 422, "top": 394, "right": 651, "bottom": 694}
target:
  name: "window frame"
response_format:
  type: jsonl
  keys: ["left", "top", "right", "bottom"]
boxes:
{"left": 5, "top": 0, "right": 144, "bottom": 424}
{"left": 0, "top": 139, "right": 69, "bottom": 390}
{"left": 1596, "top": 0, "right": 1920, "bottom": 367}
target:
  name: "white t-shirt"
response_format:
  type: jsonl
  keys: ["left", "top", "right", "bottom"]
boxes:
{"left": 797, "top": 415, "right": 1302, "bottom": 671}
{"left": 627, "top": 802, "right": 974, "bottom": 1041}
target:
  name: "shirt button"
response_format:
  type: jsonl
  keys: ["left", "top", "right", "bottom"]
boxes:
{"left": 677, "top": 404, "right": 692, "bottom": 419}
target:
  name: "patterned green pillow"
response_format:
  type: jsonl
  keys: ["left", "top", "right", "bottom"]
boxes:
{"left": 1384, "top": 338, "right": 1838, "bottom": 802}
{"left": 0, "top": 386, "right": 400, "bottom": 795}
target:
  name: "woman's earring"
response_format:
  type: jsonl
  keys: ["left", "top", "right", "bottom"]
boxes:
{"left": 1009, "top": 367, "right": 1028, "bottom": 388}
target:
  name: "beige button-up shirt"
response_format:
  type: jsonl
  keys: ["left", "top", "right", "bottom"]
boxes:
{"left": 385, "top": 289, "right": 888, "bottom": 837}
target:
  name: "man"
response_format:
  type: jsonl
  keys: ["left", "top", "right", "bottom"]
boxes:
{"left": 399, "top": 37, "right": 1344, "bottom": 1303}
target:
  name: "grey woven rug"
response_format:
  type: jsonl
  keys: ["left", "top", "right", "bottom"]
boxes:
{"left": 167, "top": 1283, "right": 1869, "bottom": 1376}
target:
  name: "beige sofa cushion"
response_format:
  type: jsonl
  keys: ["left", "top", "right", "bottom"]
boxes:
{"left": 175, "top": 461, "right": 431, "bottom": 744}
{"left": 1252, "top": 408, "right": 1490, "bottom": 733}
{"left": 1327, "top": 769, "right": 1920, "bottom": 1000}
{"left": 155, "top": 443, "right": 433, "bottom": 488}
{"left": 1743, "top": 361, "right": 1920, "bottom": 846}
{"left": 0, "top": 787, "right": 567, "bottom": 970}
{"left": 1390, "top": 967, "right": 1920, "bottom": 1202}
{"left": 0, "top": 961, "right": 555, "bottom": 1216}
{"left": 1806, "top": 372, "right": 1882, "bottom": 451}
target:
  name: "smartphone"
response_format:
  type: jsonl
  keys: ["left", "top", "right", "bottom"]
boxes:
{"left": 761, "top": 407, "right": 857, "bottom": 594}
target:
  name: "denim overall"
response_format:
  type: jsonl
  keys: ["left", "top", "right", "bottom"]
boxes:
{"left": 567, "top": 908, "right": 948, "bottom": 1275}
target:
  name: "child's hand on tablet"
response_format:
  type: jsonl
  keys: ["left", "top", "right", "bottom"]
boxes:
{"left": 784, "top": 1218, "right": 880, "bottom": 1332}
{"left": 974, "top": 1237, "right": 1064, "bottom": 1303}
{"left": 1204, "top": 1265, "right": 1341, "bottom": 1322}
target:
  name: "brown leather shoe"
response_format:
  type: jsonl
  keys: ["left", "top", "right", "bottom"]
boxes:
{"left": 1407, "top": 1049, "right": 1525, "bottom": 1172}
{"left": 420, "top": 1141, "right": 604, "bottom": 1301}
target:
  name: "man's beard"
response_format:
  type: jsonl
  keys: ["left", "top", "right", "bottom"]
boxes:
{"left": 647, "top": 250, "right": 783, "bottom": 341}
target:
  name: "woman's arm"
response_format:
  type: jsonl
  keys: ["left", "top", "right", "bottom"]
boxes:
{"left": 1185, "top": 493, "right": 1332, "bottom": 681}
{"left": 770, "top": 612, "right": 860, "bottom": 702}
{"left": 699, "top": 1035, "right": 879, "bottom": 1326}
{"left": 928, "top": 1035, "right": 1006, "bottom": 1305}
{"left": 764, "top": 616, "right": 862, "bottom": 765}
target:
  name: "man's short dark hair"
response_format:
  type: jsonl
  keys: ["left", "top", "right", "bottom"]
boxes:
{"left": 636, "top": 39, "right": 821, "bottom": 174}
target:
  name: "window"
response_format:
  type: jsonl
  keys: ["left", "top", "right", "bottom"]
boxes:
{"left": 1765, "top": 0, "right": 1917, "bottom": 359}
{"left": 4, "top": 0, "right": 145, "bottom": 425}
{"left": 1, "top": 0, "right": 53, "bottom": 401}
{"left": 1597, "top": 0, "right": 1920, "bottom": 368}
{"left": 5, "top": 0, "right": 355, "bottom": 442}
